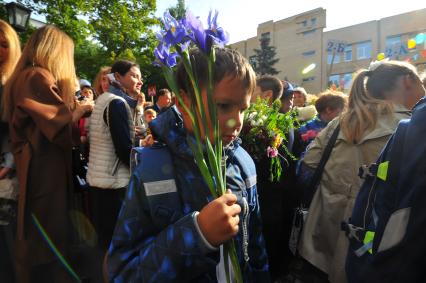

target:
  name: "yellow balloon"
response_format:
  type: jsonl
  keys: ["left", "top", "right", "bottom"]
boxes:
{"left": 377, "top": 53, "right": 385, "bottom": 61}
{"left": 407, "top": 39, "right": 416, "bottom": 49}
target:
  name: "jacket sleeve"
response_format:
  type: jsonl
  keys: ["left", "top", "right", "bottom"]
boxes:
{"left": 247, "top": 184, "right": 271, "bottom": 282}
{"left": 107, "top": 99, "right": 132, "bottom": 167}
{"left": 107, "top": 170, "right": 219, "bottom": 282}
{"left": 16, "top": 69, "right": 73, "bottom": 148}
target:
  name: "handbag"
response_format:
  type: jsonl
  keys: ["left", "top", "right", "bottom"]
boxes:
{"left": 289, "top": 124, "right": 340, "bottom": 255}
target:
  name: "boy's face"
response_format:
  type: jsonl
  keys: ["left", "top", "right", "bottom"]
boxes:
{"left": 178, "top": 75, "right": 251, "bottom": 146}
{"left": 145, "top": 113, "right": 156, "bottom": 123}
{"left": 81, "top": 87, "right": 94, "bottom": 100}
{"left": 293, "top": 91, "right": 305, "bottom": 107}
{"left": 251, "top": 86, "right": 272, "bottom": 103}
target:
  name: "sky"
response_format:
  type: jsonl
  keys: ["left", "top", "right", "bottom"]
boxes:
{"left": 156, "top": 0, "right": 426, "bottom": 44}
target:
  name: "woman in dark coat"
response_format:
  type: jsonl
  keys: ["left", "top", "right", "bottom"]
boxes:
{"left": 2, "top": 25, "right": 93, "bottom": 283}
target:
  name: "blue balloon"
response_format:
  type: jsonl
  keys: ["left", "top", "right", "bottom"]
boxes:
{"left": 415, "top": 33, "right": 425, "bottom": 44}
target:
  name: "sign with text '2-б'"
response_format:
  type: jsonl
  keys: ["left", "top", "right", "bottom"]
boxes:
{"left": 326, "top": 40, "right": 347, "bottom": 53}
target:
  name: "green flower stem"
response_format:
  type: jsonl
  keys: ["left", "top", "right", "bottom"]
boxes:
{"left": 182, "top": 51, "right": 209, "bottom": 134}
{"left": 225, "top": 240, "right": 243, "bottom": 283}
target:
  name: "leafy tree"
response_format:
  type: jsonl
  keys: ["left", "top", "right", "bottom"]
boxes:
{"left": 1, "top": 0, "right": 162, "bottom": 84}
{"left": 252, "top": 33, "right": 280, "bottom": 75}
{"left": 168, "top": 0, "right": 186, "bottom": 20}
{"left": 90, "top": 0, "right": 157, "bottom": 60}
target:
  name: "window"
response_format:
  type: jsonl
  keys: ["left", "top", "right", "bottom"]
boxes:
{"left": 249, "top": 55, "right": 257, "bottom": 68}
{"left": 327, "top": 52, "right": 340, "bottom": 64}
{"left": 343, "top": 73, "right": 353, "bottom": 90}
{"left": 385, "top": 35, "right": 402, "bottom": 58}
{"left": 311, "top": 18, "right": 317, "bottom": 26}
{"left": 386, "top": 35, "right": 401, "bottom": 47}
{"left": 302, "top": 29, "right": 316, "bottom": 36}
{"left": 302, "top": 20, "right": 307, "bottom": 27}
{"left": 357, "top": 41, "right": 372, "bottom": 60}
{"left": 329, "top": 75, "right": 340, "bottom": 87}
{"left": 344, "top": 45, "right": 352, "bottom": 62}
{"left": 302, "top": 50, "right": 315, "bottom": 56}
{"left": 261, "top": 32, "right": 270, "bottom": 40}
{"left": 302, "top": 76, "right": 315, "bottom": 82}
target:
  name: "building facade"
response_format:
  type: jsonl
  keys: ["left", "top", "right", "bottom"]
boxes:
{"left": 230, "top": 8, "right": 426, "bottom": 94}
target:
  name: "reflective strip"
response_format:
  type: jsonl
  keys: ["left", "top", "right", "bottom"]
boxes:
{"left": 377, "top": 161, "right": 389, "bottom": 181}
{"left": 363, "top": 231, "right": 375, "bottom": 254}
{"left": 373, "top": 208, "right": 379, "bottom": 227}
{"left": 245, "top": 175, "right": 257, "bottom": 188}
{"left": 355, "top": 240, "right": 373, "bottom": 257}
{"left": 144, "top": 179, "right": 177, "bottom": 196}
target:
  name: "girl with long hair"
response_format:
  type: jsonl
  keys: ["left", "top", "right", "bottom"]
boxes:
{"left": 297, "top": 60, "right": 425, "bottom": 283}
{"left": 4, "top": 25, "right": 92, "bottom": 282}
{"left": 0, "top": 19, "right": 21, "bottom": 283}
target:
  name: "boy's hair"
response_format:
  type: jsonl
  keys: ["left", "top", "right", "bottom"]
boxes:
{"left": 157, "top": 88, "right": 171, "bottom": 97}
{"left": 176, "top": 47, "right": 256, "bottom": 97}
{"left": 256, "top": 75, "right": 283, "bottom": 101}
{"left": 144, "top": 108, "right": 157, "bottom": 117}
{"left": 315, "top": 91, "right": 346, "bottom": 114}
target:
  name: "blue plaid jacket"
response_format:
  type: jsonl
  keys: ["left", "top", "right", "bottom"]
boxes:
{"left": 107, "top": 107, "right": 270, "bottom": 282}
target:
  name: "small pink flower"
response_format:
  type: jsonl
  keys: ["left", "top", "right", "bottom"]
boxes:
{"left": 267, "top": 146, "right": 278, "bottom": 158}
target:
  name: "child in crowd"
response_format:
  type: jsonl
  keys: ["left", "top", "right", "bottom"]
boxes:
{"left": 143, "top": 108, "right": 157, "bottom": 124}
{"left": 107, "top": 47, "right": 270, "bottom": 282}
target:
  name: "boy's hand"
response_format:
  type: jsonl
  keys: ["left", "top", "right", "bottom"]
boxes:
{"left": 197, "top": 189, "right": 241, "bottom": 247}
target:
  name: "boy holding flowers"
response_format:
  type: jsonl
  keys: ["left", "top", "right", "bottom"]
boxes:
{"left": 107, "top": 46, "right": 270, "bottom": 282}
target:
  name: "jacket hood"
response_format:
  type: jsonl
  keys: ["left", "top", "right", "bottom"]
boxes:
{"left": 108, "top": 84, "right": 137, "bottom": 109}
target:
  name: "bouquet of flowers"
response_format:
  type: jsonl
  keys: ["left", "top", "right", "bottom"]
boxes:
{"left": 153, "top": 10, "right": 242, "bottom": 283}
{"left": 240, "top": 98, "right": 297, "bottom": 182}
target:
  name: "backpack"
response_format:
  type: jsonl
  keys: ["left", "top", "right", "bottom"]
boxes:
{"left": 344, "top": 99, "right": 426, "bottom": 283}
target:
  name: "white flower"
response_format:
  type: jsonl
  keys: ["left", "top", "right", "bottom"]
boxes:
{"left": 296, "top": 105, "right": 317, "bottom": 122}
{"left": 369, "top": 58, "right": 389, "bottom": 72}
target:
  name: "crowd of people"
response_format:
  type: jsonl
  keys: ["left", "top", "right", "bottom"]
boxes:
{"left": 1, "top": 21, "right": 426, "bottom": 283}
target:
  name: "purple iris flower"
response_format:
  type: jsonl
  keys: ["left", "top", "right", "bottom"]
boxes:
{"left": 206, "top": 10, "right": 229, "bottom": 47}
{"left": 160, "top": 11, "right": 188, "bottom": 47}
{"left": 185, "top": 11, "right": 210, "bottom": 53}
{"left": 153, "top": 43, "right": 179, "bottom": 68}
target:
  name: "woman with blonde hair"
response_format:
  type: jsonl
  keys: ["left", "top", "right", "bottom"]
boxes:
{"left": 3, "top": 25, "right": 93, "bottom": 282}
{"left": 93, "top": 66, "right": 111, "bottom": 98}
{"left": 297, "top": 60, "right": 425, "bottom": 283}
{"left": 0, "top": 19, "right": 21, "bottom": 283}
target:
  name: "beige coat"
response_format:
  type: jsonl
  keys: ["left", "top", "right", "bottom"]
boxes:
{"left": 298, "top": 107, "right": 411, "bottom": 283}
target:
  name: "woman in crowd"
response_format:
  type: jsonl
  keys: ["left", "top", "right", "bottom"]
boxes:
{"left": 3, "top": 25, "right": 93, "bottom": 283}
{"left": 87, "top": 60, "right": 142, "bottom": 252}
{"left": 0, "top": 19, "right": 21, "bottom": 283}
{"left": 297, "top": 60, "right": 425, "bottom": 283}
{"left": 93, "top": 66, "right": 111, "bottom": 98}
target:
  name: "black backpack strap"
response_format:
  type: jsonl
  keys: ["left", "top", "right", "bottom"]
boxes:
{"left": 302, "top": 124, "right": 340, "bottom": 207}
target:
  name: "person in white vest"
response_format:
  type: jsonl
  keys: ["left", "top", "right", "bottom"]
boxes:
{"left": 87, "top": 60, "right": 142, "bottom": 252}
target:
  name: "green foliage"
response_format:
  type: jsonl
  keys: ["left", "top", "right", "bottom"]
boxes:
{"left": 168, "top": 0, "right": 186, "bottom": 20}
{"left": 252, "top": 33, "right": 280, "bottom": 75}
{"left": 0, "top": 0, "right": 163, "bottom": 87}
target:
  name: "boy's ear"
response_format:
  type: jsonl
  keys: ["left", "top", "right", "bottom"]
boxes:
{"left": 263, "top": 90, "right": 273, "bottom": 101}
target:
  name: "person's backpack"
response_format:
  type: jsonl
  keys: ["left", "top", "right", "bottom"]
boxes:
{"left": 344, "top": 98, "right": 426, "bottom": 283}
